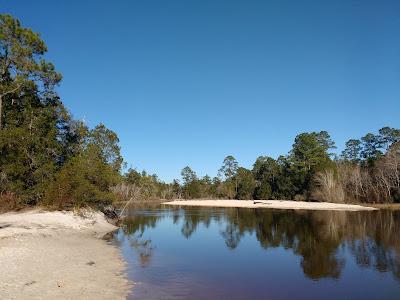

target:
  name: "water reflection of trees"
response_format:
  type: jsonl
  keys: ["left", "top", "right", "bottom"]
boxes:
{"left": 120, "top": 212, "right": 159, "bottom": 267}
{"left": 220, "top": 209, "right": 400, "bottom": 280}
{"left": 121, "top": 206, "right": 400, "bottom": 281}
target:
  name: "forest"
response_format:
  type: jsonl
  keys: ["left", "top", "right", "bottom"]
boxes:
{"left": 116, "top": 127, "right": 400, "bottom": 204}
{"left": 0, "top": 14, "right": 399, "bottom": 211}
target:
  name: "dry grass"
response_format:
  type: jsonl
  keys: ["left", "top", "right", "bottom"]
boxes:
{"left": 0, "top": 192, "right": 19, "bottom": 212}
{"left": 362, "top": 203, "right": 400, "bottom": 210}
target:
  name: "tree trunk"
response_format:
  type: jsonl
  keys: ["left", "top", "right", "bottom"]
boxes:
{"left": 0, "top": 95, "right": 2, "bottom": 129}
{"left": 235, "top": 178, "right": 238, "bottom": 199}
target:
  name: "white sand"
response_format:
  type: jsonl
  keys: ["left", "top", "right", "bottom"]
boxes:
{"left": 162, "top": 199, "right": 377, "bottom": 211}
{"left": 0, "top": 209, "right": 131, "bottom": 300}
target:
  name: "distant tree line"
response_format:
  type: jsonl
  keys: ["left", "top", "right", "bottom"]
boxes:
{"left": 1, "top": 14, "right": 399, "bottom": 211}
{"left": 162, "top": 128, "right": 399, "bottom": 203}
{"left": 116, "top": 127, "right": 399, "bottom": 204}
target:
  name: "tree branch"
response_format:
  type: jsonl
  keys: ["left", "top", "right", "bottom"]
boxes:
{"left": 0, "top": 83, "right": 22, "bottom": 98}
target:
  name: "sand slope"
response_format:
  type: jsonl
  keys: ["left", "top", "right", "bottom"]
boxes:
{"left": 162, "top": 200, "right": 377, "bottom": 211}
{"left": 0, "top": 209, "right": 130, "bottom": 300}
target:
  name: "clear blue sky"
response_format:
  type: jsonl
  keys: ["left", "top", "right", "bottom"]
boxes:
{"left": 2, "top": 0, "right": 399, "bottom": 182}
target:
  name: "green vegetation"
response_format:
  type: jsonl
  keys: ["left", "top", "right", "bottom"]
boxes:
{"left": 0, "top": 14, "right": 122, "bottom": 210}
{"left": 0, "top": 14, "right": 399, "bottom": 211}
{"left": 110, "top": 126, "right": 400, "bottom": 204}
{"left": 170, "top": 128, "right": 399, "bottom": 203}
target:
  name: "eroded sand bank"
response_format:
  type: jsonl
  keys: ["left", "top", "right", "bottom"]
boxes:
{"left": 162, "top": 200, "right": 377, "bottom": 211}
{"left": 0, "top": 209, "right": 130, "bottom": 300}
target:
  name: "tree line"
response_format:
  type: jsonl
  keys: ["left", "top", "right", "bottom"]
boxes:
{"left": 0, "top": 14, "right": 123, "bottom": 210}
{"left": 158, "top": 127, "right": 399, "bottom": 203}
{"left": 115, "top": 126, "right": 399, "bottom": 204}
{"left": 1, "top": 14, "right": 399, "bottom": 211}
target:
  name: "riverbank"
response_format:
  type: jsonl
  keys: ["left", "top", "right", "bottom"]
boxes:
{"left": 0, "top": 209, "right": 130, "bottom": 299}
{"left": 162, "top": 199, "right": 377, "bottom": 211}
{"left": 365, "top": 203, "right": 400, "bottom": 210}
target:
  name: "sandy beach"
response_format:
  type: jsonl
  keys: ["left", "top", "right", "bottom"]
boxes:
{"left": 162, "top": 199, "right": 377, "bottom": 211}
{"left": 0, "top": 209, "right": 130, "bottom": 300}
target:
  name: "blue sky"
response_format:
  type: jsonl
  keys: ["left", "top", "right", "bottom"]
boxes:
{"left": 2, "top": 0, "right": 399, "bottom": 182}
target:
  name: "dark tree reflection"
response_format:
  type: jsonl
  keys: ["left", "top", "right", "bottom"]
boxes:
{"left": 121, "top": 205, "right": 400, "bottom": 281}
{"left": 221, "top": 222, "right": 241, "bottom": 249}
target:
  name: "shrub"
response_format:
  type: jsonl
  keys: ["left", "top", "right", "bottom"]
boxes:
{"left": 0, "top": 191, "right": 18, "bottom": 212}
{"left": 42, "top": 148, "right": 120, "bottom": 209}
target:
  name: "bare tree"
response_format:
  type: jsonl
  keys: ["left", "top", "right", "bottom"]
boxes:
{"left": 374, "top": 143, "right": 400, "bottom": 202}
{"left": 312, "top": 169, "right": 344, "bottom": 203}
{"left": 111, "top": 183, "right": 143, "bottom": 216}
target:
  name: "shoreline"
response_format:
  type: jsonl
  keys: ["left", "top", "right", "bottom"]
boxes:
{"left": 0, "top": 209, "right": 130, "bottom": 299}
{"left": 162, "top": 199, "right": 377, "bottom": 211}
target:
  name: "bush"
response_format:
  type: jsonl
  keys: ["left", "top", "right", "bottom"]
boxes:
{"left": 253, "top": 182, "right": 272, "bottom": 200}
{"left": 42, "top": 149, "right": 120, "bottom": 209}
{"left": 0, "top": 192, "right": 18, "bottom": 212}
{"left": 311, "top": 169, "right": 345, "bottom": 203}
{"left": 294, "top": 194, "right": 307, "bottom": 202}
